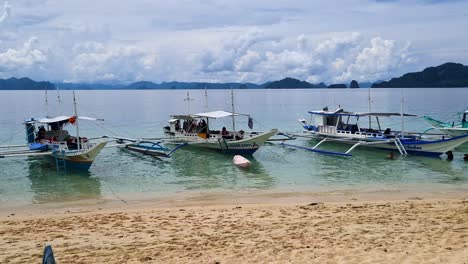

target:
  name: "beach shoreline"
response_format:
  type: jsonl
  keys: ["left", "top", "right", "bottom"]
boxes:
{"left": 1, "top": 190, "right": 467, "bottom": 263}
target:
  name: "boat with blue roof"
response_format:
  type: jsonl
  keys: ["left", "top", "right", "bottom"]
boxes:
{"left": 292, "top": 107, "right": 468, "bottom": 157}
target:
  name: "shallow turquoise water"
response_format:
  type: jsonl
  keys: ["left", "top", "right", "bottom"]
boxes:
{"left": 0, "top": 88, "right": 467, "bottom": 206}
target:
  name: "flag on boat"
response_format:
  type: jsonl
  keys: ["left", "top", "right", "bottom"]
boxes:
{"left": 248, "top": 117, "right": 253, "bottom": 129}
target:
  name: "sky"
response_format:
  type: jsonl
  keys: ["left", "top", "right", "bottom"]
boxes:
{"left": 0, "top": 0, "right": 467, "bottom": 84}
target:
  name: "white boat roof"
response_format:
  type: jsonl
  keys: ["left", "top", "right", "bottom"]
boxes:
{"left": 171, "top": 110, "right": 249, "bottom": 120}
{"left": 37, "top": 115, "right": 103, "bottom": 124}
{"left": 194, "top": 110, "right": 242, "bottom": 119}
{"left": 308, "top": 110, "right": 416, "bottom": 117}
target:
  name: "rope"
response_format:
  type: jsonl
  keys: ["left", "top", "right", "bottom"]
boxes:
{"left": 99, "top": 176, "right": 128, "bottom": 205}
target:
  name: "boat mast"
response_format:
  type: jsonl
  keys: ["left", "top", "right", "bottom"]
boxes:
{"left": 73, "top": 91, "right": 81, "bottom": 150}
{"left": 368, "top": 87, "right": 371, "bottom": 129}
{"left": 231, "top": 87, "right": 236, "bottom": 133}
{"left": 400, "top": 88, "right": 404, "bottom": 138}
{"left": 204, "top": 86, "right": 208, "bottom": 112}
{"left": 184, "top": 91, "right": 192, "bottom": 116}
{"left": 56, "top": 85, "right": 62, "bottom": 115}
{"left": 45, "top": 87, "right": 49, "bottom": 118}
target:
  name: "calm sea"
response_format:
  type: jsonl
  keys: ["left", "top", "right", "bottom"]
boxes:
{"left": 0, "top": 88, "right": 467, "bottom": 206}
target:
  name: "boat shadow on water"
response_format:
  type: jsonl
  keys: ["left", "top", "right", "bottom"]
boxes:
{"left": 26, "top": 156, "right": 102, "bottom": 203}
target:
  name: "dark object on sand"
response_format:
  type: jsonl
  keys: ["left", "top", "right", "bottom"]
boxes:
{"left": 464, "top": 154, "right": 468, "bottom": 161}
{"left": 42, "top": 245, "right": 56, "bottom": 264}
{"left": 446, "top": 151, "right": 454, "bottom": 161}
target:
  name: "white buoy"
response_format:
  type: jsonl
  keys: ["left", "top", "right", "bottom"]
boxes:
{"left": 233, "top": 155, "right": 251, "bottom": 168}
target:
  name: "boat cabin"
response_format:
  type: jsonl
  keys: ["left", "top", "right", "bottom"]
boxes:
{"left": 25, "top": 115, "right": 100, "bottom": 149}
{"left": 301, "top": 108, "right": 417, "bottom": 138}
{"left": 164, "top": 110, "right": 251, "bottom": 141}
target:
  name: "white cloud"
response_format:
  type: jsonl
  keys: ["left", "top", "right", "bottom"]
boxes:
{"left": 0, "top": 0, "right": 467, "bottom": 83}
{"left": 197, "top": 29, "right": 413, "bottom": 83}
{"left": 0, "top": 1, "right": 11, "bottom": 23}
{"left": 0, "top": 37, "right": 46, "bottom": 76}
{"left": 67, "top": 43, "right": 157, "bottom": 83}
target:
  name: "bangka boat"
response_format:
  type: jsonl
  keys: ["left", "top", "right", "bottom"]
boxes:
{"left": 0, "top": 92, "right": 107, "bottom": 170}
{"left": 163, "top": 110, "right": 278, "bottom": 155}
{"left": 423, "top": 110, "right": 468, "bottom": 137}
{"left": 289, "top": 108, "right": 468, "bottom": 157}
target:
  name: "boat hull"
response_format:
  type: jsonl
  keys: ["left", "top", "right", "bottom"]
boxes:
{"left": 52, "top": 141, "right": 107, "bottom": 170}
{"left": 169, "top": 129, "right": 278, "bottom": 155}
{"left": 306, "top": 133, "right": 468, "bottom": 157}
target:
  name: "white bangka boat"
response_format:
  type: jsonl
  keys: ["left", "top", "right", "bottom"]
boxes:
{"left": 0, "top": 92, "right": 107, "bottom": 170}
{"left": 290, "top": 107, "right": 468, "bottom": 157}
{"left": 163, "top": 89, "right": 277, "bottom": 155}
{"left": 164, "top": 110, "right": 277, "bottom": 155}
{"left": 423, "top": 110, "right": 468, "bottom": 137}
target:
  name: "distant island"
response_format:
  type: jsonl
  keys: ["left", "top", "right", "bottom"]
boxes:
{"left": 1, "top": 62, "right": 467, "bottom": 90}
{"left": 372, "top": 62, "right": 468, "bottom": 88}
{"left": 0, "top": 77, "right": 55, "bottom": 90}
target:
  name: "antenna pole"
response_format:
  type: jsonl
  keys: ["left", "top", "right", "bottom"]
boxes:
{"left": 57, "top": 85, "right": 62, "bottom": 115}
{"left": 73, "top": 91, "right": 81, "bottom": 150}
{"left": 45, "top": 87, "right": 49, "bottom": 118}
{"left": 231, "top": 88, "right": 236, "bottom": 133}
{"left": 204, "top": 86, "right": 208, "bottom": 112}
{"left": 368, "top": 87, "right": 372, "bottom": 129}
{"left": 185, "top": 91, "right": 192, "bottom": 116}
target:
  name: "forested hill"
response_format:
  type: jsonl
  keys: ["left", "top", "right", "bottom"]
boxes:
{"left": 372, "top": 63, "right": 468, "bottom": 88}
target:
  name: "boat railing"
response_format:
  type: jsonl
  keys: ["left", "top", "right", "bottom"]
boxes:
{"left": 318, "top": 125, "right": 337, "bottom": 134}
{"left": 51, "top": 141, "right": 69, "bottom": 152}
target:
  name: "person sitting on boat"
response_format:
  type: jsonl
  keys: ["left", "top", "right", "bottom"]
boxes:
{"left": 199, "top": 119, "right": 207, "bottom": 133}
{"left": 175, "top": 120, "right": 181, "bottom": 131}
{"left": 235, "top": 130, "right": 244, "bottom": 140}
{"left": 35, "top": 126, "right": 46, "bottom": 142}
{"left": 222, "top": 127, "right": 232, "bottom": 139}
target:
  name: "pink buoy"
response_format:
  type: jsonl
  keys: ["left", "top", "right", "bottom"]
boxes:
{"left": 233, "top": 155, "right": 251, "bottom": 168}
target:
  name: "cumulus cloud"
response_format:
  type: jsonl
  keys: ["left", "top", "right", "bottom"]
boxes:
{"left": 67, "top": 42, "right": 157, "bottom": 83}
{"left": 197, "top": 29, "right": 413, "bottom": 83}
{"left": 0, "top": 37, "right": 46, "bottom": 75}
{"left": 0, "top": 1, "right": 11, "bottom": 23}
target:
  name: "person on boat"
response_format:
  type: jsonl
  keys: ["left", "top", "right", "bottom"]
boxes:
{"left": 199, "top": 119, "right": 207, "bottom": 133}
{"left": 35, "top": 126, "right": 46, "bottom": 142}
{"left": 222, "top": 127, "right": 231, "bottom": 139}
{"left": 235, "top": 130, "right": 244, "bottom": 140}
{"left": 175, "top": 120, "right": 180, "bottom": 131}
{"left": 182, "top": 120, "right": 188, "bottom": 132}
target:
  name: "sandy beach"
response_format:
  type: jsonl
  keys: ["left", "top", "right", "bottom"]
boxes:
{"left": 0, "top": 191, "right": 467, "bottom": 264}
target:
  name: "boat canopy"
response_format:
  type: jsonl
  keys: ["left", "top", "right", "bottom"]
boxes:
{"left": 194, "top": 110, "right": 247, "bottom": 119}
{"left": 37, "top": 116, "right": 103, "bottom": 124}
{"left": 171, "top": 110, "right": 248, "bottom": 120}
{"left": 307, "top": 110, "right": 417, "bottom": 117}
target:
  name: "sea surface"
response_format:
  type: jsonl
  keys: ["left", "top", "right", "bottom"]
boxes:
{"left": 0, "top": 88, "right": 467, "bottom": 206}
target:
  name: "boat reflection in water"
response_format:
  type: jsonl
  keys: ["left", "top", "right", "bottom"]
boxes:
{"left": 26, "top": 157, "right": 102, "bottom": 204}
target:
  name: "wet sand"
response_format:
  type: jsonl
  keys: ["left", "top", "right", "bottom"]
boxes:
{"left": 0, "top": 192, "right": 467, "bottom": 263}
